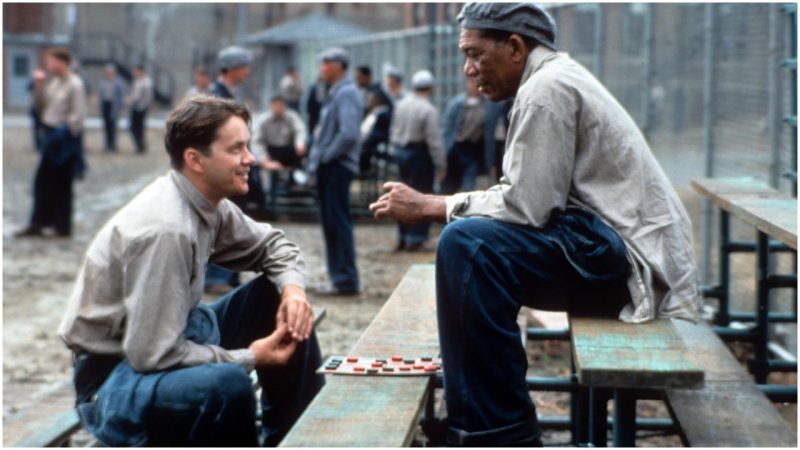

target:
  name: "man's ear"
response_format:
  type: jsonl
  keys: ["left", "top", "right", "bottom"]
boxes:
{"left": 183, "top": 148, "right": 205, "bottom": 174}
{"left": 507, "top": 34, "right": 529, "bottom": 64}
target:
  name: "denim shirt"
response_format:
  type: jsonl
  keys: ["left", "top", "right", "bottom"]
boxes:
{"left": 446, "top": 46, "right": 701, "bottom": 323}
{"left": 308, "top": 76, "right": 363, "bottom": 175}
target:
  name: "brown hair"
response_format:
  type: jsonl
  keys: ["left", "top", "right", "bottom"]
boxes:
{"left": 164, "top": 95, "right": 251, "bottom": 169}
{"left": 47, "top": 46, "right": 72, "bottom": 64}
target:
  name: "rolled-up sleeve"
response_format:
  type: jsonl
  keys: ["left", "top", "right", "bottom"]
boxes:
{"left": 122, "top": 230, "right": 255, "bottom": 373}
{"left": 446, "top": 102, "right": 575, "bottom": 227}
{"left": 211, "top": 201, "right": 306, "bottom": 291}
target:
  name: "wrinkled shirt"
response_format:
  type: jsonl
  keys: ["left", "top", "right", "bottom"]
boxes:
{"left": 59, "top": 171, "right": 307, "bottom": 372}
{"left": 446, "top": 46, "right": 701, "bottom": 323}
{"left": 36, "top": 72, "right": 86, "bottom": 136}
{"left": 390, "top": 93, "right": 446, "bottom": 170}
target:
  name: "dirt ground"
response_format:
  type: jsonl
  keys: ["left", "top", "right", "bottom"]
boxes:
{"left": 2, "top": 123, "right": 795, "bottom": 446}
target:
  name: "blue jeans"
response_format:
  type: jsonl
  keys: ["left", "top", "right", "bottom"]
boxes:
{"left": 73, "top": 275, "right": 324, "bottom": 446}
{"left": 316, "top": 162, "right": 359, "bottom": 292}
{"left": 435, "top": 209, "right": 630, "bottom": 446}
{"left": 395, "top": 144, "right": 435, "bottom": 246}
{"left": 205, "top": 263, "right": 241, "bottom": 288}
{"left": 441, "top": 141, "right": 482, "bottom": 195}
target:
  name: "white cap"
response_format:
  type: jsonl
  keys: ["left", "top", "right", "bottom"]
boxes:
{"left": 411, "top": 70, "right": 434, "bottom": 90}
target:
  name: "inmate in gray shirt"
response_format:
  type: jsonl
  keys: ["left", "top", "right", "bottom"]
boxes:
{"left": 59, "top": 170, "right": 306, "bottom": 372}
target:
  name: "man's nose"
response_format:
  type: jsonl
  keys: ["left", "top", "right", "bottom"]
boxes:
{"left": 243, "top": 147, "right": 256, "bottom": 165}
{"left": 463, "top": 59, "right": 478, "bottom": 78}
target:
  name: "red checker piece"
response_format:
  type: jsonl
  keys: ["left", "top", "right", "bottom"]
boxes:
{"left": 353, "top": 366, "right": 366, "bottom": 372}
{"left": 399, "top": 366, "right": 411, "bottom": 371}
{"left": 371, "top": 362, "right": 383, "bottom": 368}
{"left": 391, "top": 355, "right": 403, "bottom": 362}
{"left": 346, "top": 356, "right": 359, "bottom": 363}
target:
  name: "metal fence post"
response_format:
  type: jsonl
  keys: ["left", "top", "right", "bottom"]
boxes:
{"left": 641, "top": 4, "right": 655, "bottom": 137}
{"left": 701, "top": 3, "right": 718, "bottom": 283}
{"left": 768, "top": 4, "right": 784, "bottom": 188}
{"left": 593, "top": 5, "right": 605, "bottom": 80}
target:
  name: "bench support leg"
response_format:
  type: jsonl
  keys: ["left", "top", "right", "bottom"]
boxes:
{"left": 590, "top": 387, "right": 611, "bottom": 447}
{"left": 612, "top": 389, "right": 636, "bottom": 447}
{"left": 751, "top": 231, "right": 772, "bottom": 384}
{"left": 714, "top": 210, "right": 732, "bottom": 326}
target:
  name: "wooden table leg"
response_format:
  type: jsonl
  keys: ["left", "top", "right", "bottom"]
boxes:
{"left": 612, "top": 389, "right": 636, "bottom": 447}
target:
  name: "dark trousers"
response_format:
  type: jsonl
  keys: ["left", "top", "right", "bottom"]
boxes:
{"left": 435, "top": 210, "right": 630, "bottom": 446}
{"left": 267, "top": 145, "right": 299, "bottom": 210}
{"left": 73, "top": 275, "right": 325, "bottom": 447}
{"left": 441, "top": 141, "right": 482, "bottom": 195}
{"left": 316, "top": 162, "right": 359, "bottom": 292}
{"left": 395, "top": 144, "right": 434, "bottom": 245}
{"left": 30, "top": 108, "right": 46, "bottom": 152}
{"left": 101, "top": 101, "right": 117, "bottom": 151}
{"left": 30, "top": 138, "right": 74, "bottom": 235}
{"left": 130, "top": 108, "right": 147, "bottom": 153}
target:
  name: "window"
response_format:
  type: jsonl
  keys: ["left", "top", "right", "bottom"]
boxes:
{"left": 13, "top": 54, "right": 30, "bottom": 77}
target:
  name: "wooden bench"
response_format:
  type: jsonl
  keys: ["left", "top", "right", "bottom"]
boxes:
{"left": 6, "top": 306, "right": 327, "bottom": 448}
{"left": 692, "top": 177, "right": 797, "bottom": 386}
{"left": 665, "top": 319, "right": 796, "bottom": 447}
{"left": 571, "top": 316, "right": 796, "bottom": 447}
{"left": 280, "top": 264, "right": 438, "bottom": 447}
{"left": 570, "top": 317, "right": 704, "bottom": 446}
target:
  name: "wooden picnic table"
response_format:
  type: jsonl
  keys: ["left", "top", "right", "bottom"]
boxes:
{"left": 280, "top": 265, "right": 439, "bottom": 447}
{"left": 692, "top": 176, "right": 797, "bottom": 385}
{"left": 692, "top": 177, "right": 796, "bottom": 249}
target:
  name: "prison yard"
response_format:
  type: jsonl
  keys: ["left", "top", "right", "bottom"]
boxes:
{"left": 3, "top": 1, "right": 799, "bottom": 448}
{"left": 2, "top": 123, "right": 797, "bottom": 447}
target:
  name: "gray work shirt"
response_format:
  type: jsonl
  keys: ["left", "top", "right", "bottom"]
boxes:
{"left": 59, "top": 171, "right": 306, "bottom": 372}
{"left": 446, "top": 46, "right": 701, "bottom": 323}
{"left": 36, "top": 72, "right": 86, "bottom": 136}
{"left": 390, "top": 93, "right": 446, "bottom": 170}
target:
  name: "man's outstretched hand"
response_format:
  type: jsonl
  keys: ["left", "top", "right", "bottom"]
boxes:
{"left": 368, "top": 182, "right": 447, "bottom": 224}
{"left": 276, "top": 284, "right": 313, "bottom": 341}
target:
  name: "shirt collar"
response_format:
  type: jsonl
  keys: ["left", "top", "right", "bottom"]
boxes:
{"left": 520, "top": 45, "right": 558, "bottom": 85}
{"left": 169, "top": 170, "right": 219, "bottom": 227}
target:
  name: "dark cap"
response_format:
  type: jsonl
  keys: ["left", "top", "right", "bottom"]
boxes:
{"left": 457, "top": 3, "right": 557, "bottom": 50}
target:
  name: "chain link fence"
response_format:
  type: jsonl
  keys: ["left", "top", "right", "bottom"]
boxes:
{"left": 295, "top": 3, "right": 797, "bottom": 292}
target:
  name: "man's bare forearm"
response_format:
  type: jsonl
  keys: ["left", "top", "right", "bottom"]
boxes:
{"left": 421, "top": 194, "right": 448, "bottom": 223}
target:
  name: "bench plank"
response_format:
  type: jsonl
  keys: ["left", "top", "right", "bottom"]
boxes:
{"left": 570, "top": 317, "right": 704, "bottom": 389}
{"left": 280, "top": 264, "right": 438, "bottom": 447}
{"left": 692, "top": 177, "right": 797, "bottom": 249}
{"left": 4, "top": 382, "right": 81, "bottom": 447}
{"left": 666, "top": 320, "right": 796, "bottom": 447}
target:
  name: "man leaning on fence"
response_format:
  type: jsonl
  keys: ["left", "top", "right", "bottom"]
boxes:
{"left": 371, "top": 3, "right": 701, "bottom": 446}
{"left": 59, "top": 96, "right": 324, "bottom": 446}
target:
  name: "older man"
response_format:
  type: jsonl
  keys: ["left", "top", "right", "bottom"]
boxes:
{"left": 60, "top": 96, "right": 323, "bottom": 446}
{"left": 371, "top": 3, "right": 700, "bottom": 446}
{"left": 308, "top": 47, "right": 363, "bottom": 295}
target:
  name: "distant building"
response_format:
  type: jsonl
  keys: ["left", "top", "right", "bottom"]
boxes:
{"left": 3, "top": 3, "right": 72, "bottom": 109}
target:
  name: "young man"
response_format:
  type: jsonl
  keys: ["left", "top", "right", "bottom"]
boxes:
{"left": 59, "top": 96, "right": 324, "bottom": 446}
{"left": 371, "top": 3, "right": 700, "bottom": 446}
{"left": 128, "top": 65, "right": 152, "bottom": 153}
{"left": 389, "top": 70, "right": 445, "bottom": 252}
{"left": 206, "top": 45, "right": 264, "bottom": 293}
{"left": 16, "top": 46, "right": 86, "bottom": 239}
{"left": 307, "top": 47, "right": 363, "bottom": 296}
